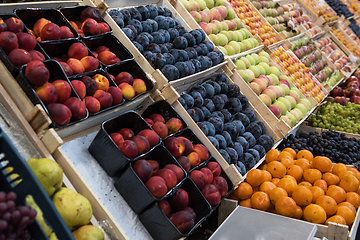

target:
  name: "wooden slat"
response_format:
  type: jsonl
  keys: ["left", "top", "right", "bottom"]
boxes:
{"left": 40, "top": 129, "right": 63, "bottom": 154}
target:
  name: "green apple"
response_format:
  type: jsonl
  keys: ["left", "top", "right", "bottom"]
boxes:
{"left": 229, "top": 31, "right": 239, "bottom": 42}
{"left": 290, "top": 87, "right": 303, "bottom": 99}
{"left": 280, "top": 115, "right": 292, "bottom": 127}
{"left": 259, "top": 94, "right": 272, "bottom": 106}
{"left": 245, "top": 69, "right": 255, "bottom": 81}
{"left": 209, "top": 34, "right": 220, "bottom": 46}
{"left": 234, "top": 31, "right": 243, "bottom": 41}
{"left": 284, "top": 96, "right": 296, "bottom": 109}
{"left": 293, "top": 107, "right": 305, "bottom": 119}
{"left": 238, "top": 29, "right": 248, "bottom": 39}
{"left": 245, "top": 55, "right": 256, "bottom": 65}
{"left": 238, "top": 70, "right": 250, "bottom": 82}
{"left": 217, "top": 33, "right": 228, "bottom": 46}
{"left": 218, "top": 46, "right": 227, "bottom": 55}
{"left": 195, "top": 0, "right": 207, "bottom": 10}
{"left": 242, "top": 39, "right": 253, "bottom": 51}
{"left": 249, "top": 65, "right": 260, "bottom": 78}
{"left": 260, "top": 56, "right": 269, "bottom": 64}
{"left": 227, "top": 8, "right": 236, "bottom": 20}
{"left": 235, "top": 59, "right": 246, "bottom": 70}
{"left": 180, "top": 0, "right": 192, "bottom": 11}
{"left": 279, "top": 84, "right": 290, "bottom": 95}
{"left": 233, "top": 18, "right": 242, "bottom": 30}
{"left": 256, "top": 65, "right": 266, "bottom": 75}
{"left": 220, "top": 22, "right": 229, "bottom": 31}
{"left": 286, "top": 113, "right": 297, "bottom": 127}
{"left": 240, "top": 57, "right": 250, "bottom": 68}
{"left": 301, "top": 98, "right": 312, "bottom": 110}
{"left": 238, "top": 42, "right": 244, "bottom": 53}
{"left": 220, "top": 30, "right": 232, "bottom": 42}
{"left": 204, "top": 0, "right": 215, "bottom": 8}
{"left": 270, "top": 66, "right": 281, "bottom": 78}
{"left": 269, "top": 74, "right": 279, "bottom": 85}
{"left": 229, "top": 41, "right": 241, "bottom": 54}
{"left": 278, "top": 97, "right": 291, "bottom": 111}
{"left": 258, "top": 62, "right": 270, "bottom": 75}
{"left": 273, "top": 101, "right": 287, "bottom": 115}
{"left": 224, "top": 44, "right": 235, "bottom": 55}
{"left": 259, "top": 51, "right": 271, "bottom": 61}
{"left": 251, "top": 53, "right": 260, "bottom": 64}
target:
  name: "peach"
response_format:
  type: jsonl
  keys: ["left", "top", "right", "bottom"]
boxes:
{"left": 0, "top": 18, "right": 6, "bottom": 33}
{"left": 170, "top": 211, "right": 195, "bottom": 234}
{"left": 36, "top": 82, "right": 58, "bottom": 105}
{"left": 152, "top": 122, "right": 168, "bottom": 139}
{"left": 110, "top": 132, "right": 124, "bottom": 146}
{"left": 200, "top": 168, "right": 213, "bottom": 185}
{"left": 16, "top": 32, "right": 36, "bottom": 52}
{"left": 0, "top": 31, "right": 18, "bottom": 54}
{"left": 70, "top": 80, "right": 86, "bottom": 99}
{"left": 165, "top": 137, "right": 185, "bottom": 158}
{"left": 47, "top": 103, "right": 72, "bottom": 126}
{"left": 61, "top": 54, "right": 68, "bottom": 62}
{"left": 118, "top": 140, "right": 138, "bottom": 159}
{"left": 164, "top": 164, "right": 184, "bottom": 182}
{"left": 193, "top": 144, "right": 209, "bottom": 162}
{"left": 29, "top": 50, "right": 45, "bottom": 61}
{"left": 81, "top": 18, "right": 101, "bottom": 36}
{"left": 8, "top": 49, "right": 31, "bottom": 68}
{"left": 118, "top": 83, "right": 135, "bottom": 100}
{"left": 40, "top": 23, "right": 61, "bottom": 41}
{"left": 108, "top": 74, "right": 115, "bottom": 82}
{"left": 75, "top": 21, "right": 82, "bottom": 29}
{"left": 59, "top": 62, "right": 73, "bottom": 76}
{"left": 80, "top": 56, "right": 99, "bottom": 72}
{"left": 177, "top": 156, "right": 191, "bottom": 172}
{"left": 118, "top": 128, "right": 134, "bottom": 140}
{"left": 158, "top": 168, "right": 177, "bottom": 190}
{"left": 189, "top": 170, "right": 206, "bottom": 190}
{"left": 137, "top": 129, "right": 159, "bottom": 148}
{"left": 202, "top": 184, "right": 221, "bottom": 206}
{"left": 97, "top": 50, "right": 120, "bottom": 65}
{"left": 67, "top": 58, "right": 85, "bottom": 75}
{"left": 166, "top": 118, "right": 183, "bottom": 135}
{"left": 51, "top": 57, "right": 62, "bottom": 62}
{"left": 93, "top": 90, "right": 113, "bottom": 109}
{"left": 95, "top": 46, "right": 109, "bottom": 54}
{"left": 63, "top": 97, "right": 87, "bottom": 120}
{"left": 169, "top": 188, "right": 189, "bottom": 211}
{"left": 80, "top": 76, "right": 97, "bottom": 96}
{"left": 98, "top": 22, "right": 110, "bottom": 33}
{"left": 80, "top": 7, "right": 102, "bottom": 23}
{"left": 83, "top": 96, "right": 100, "bottom": 114}
{"left": 115, "top": 72, "right": 133, "bottom": 85}
{"left": 158, "top": 199, "right": 171, "bottom": 217}
{"left": 133, "top": 159, "right": 153, "bottom": 183}
{"left": 187, "top": 152, "right": 201, "bottom": 168}
{"left": 33, "top": 18, "right": 51, "bottom": 37}
{"left": 25, "top": 60, "right": 49, "bottom": 86}
{"left": 76, "top": 29, "right": 85, "bottom": 37}
{"left": 5, "top": 17, "right": 23, "bottom": 33}
{"left": 207, "top": 162, "right": 221, "bottom": 177}
{"left": 107, "top": 86, "right": 123, "bottom": 105}
{"left": 28, "top": 29, "right": 35, "bottom": 37}
{"left": 67, "top": 42, "right": 88, "bottom": 60}
{"left": 132, "top": 135, "right": 150, "bottom": 155}
{"left": 149, "top": 114, "right": 165, "bottom": 124}
{"left": 60, "top": 26, "right": 74, "bottom": 39}
{"left": 145, "top": 176, "right": 167, "bottom": 198}
{"left": 69, "top": 21, "right": 78, "bottom": 30}
{"left": 91, "top": 51, "right": 98, "bottom": 58}
{"left": 52, "top": 80, "right": 71, "bottom": 103}
{"left": 184, "top": 206, "right": 196, "bottom": 219}
{"left": 93, "top": 74, "right": 109, "bottom": 91}
{"left": 147, "top": 160, "right": 159, "bottom": 176}
{"left": 212, "top": 176, "right": 228, "bottom": 197}
{"left": 178, "top": 137, "right": 193, "bottom": 156}
{"left": 133, "top": 78, "right": 146, "bottom": 95}
{"left": 144, "top": 118, "right": 154, "bottom": 127}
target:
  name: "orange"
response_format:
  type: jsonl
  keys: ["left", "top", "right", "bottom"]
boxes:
{"left": 338, "top": 202, "right": 356, "bottom": 214}
{"left": 280, "top": 157, "right": 295, "bottom": 168}
{"left": 239, "top": 199, "right": 252, "bottom": 208}
{"left": 283, "top": 148, "right": 296, "bottom": 159}
{"left": 292, "top": 186, "right": 313, "bottom": 206}
{"left": 271, "top": 178, "right": 280, "bottom": 186}
{"left": 348, "top": 168, "right": 360, "bottom": 180}
{"left": 277, "top": 177, "right": 297, "bottom": 196}
{"left": 346, "top": 192, "right": 360, "bottom": 209}
{"left": 332, "top": 163, "right": 348, "bottom": 176}
{"left": 234, "top": 182, "right": 253, "bottom": 200}
{"left": 251, "top": 191, "right": 270, "bottom": 211}
{"left": 295, "top": 158, "right": 312, "bottom": 171}
{"left": 312, "top": 156, "right": 332, "bottom": 173}
{"left": 246, "top": 169, "right": 264, "bottom": 187}
{"left": 253, "top": 186, "right": 260, "bottom": 192}
{"left": 275, "top": 196, "right": 297, "bottom": 217}
{"left": 322, "top": 172, "right": 340, "bottom": 186}
{"left": 265, "top": 149, "right": 280, "bottom": 163}
{"left": 310, "top": 186, "right": 325, "bottom": 203}
{"left": 259, "top": 181, "right": 276, "bottom": 195}
{"left": 303, "top": 204, "right": 327, "bottom": 224}
{"left": 303, "top": 169, "right": 322, "bottom": 184}
{"left": 269, "top": 187, "right": 288, "bottom": 205}
{"left": 298, "top": 181, "right": 312, "bottom": 188}
{"left": 283, "top": 175, "right": 297, "bottom": 182}
{"left": 267, "top": 161, "right": 286, "bottom": 178}
{"left": 287, "top": 165, "right": 303, "bottom": 182}
{"left": 278, "top": 151, "right": 294, "bottom": 161}
{"left": 294, "top": 205, "right": 303, "bottom": 219}
{"left": 314, "top": 179, "right": 327, "bottom": 192}
{"left": 296, "top": 150, "right": 314, "bottom": 162}
{"left": 260, "top": 163, "right": 267, "bottom": 170}
{"left": 336, "top": 205, "right": 356, "bottom": 225}
{"left": 338, "top": 170, "right": 356, "bottom": 180}
{"left": 326, "top": 215, "right": 347, "bottom": 226}
{"left": 262, "top": 170, "right": 272, "bottom": 182}
{"left": 316, "top": 195, "right": 338, "bottom": 216}
{"left": 326, "top": 185, "right": 346, "bottom": 203}
{"left": 339, "top": 174, "right": 360, "bottom": 192}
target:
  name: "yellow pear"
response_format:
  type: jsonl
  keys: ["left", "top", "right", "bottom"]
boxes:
{"left": 26, "top": 195, "right": 53, "bottom": 237}
{"left": 27, "top": 158, "right": 63, "bottom": 197}
{"left": 49, "top": 232, "right": 58, "bottom": 240}
{"left": 52, "top": 187, "right": 92, "bottom": 230}
{"left": 72, "top": 225, "right": 104, "bottom": 240}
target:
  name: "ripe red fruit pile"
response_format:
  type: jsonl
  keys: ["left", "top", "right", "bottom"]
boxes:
{"left": 144, "top": 113, "right": 183, "bottom": 138}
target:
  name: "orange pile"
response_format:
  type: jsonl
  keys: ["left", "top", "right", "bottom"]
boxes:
{"left": 331, "top": 27, "right": 360, "bottom": 57}
{"left": 230, "top": 148, "right": 360, "bottom": 227}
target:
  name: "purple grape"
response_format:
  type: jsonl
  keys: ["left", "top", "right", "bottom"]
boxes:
{"left": 10, "top": 210, "right": 20, "bottom": 224}
{"left": 6, "top": 201, "right": 15, "bottom": 212}
{"left": 18, "top": 206, "right": 30, "bottom": 216}
{"left": 0, "top": 220, "right": 7, "bottom": 231}
{"left": 28, "top": 209, "right": 36, "bottom": 220}
{"left": 0, "top": 193, "right": 6, "bottom": 203}
{"left": 2, "top": 212, "right": 11, "bottom": 221}
{"left": 0, "top": 203, "right": 7, "bottom": 213}
{"left": 19, "top": 216, "right": 30, "bottom": 226}
{"left": 5, "top": 192, "right": 16, "bottom": 202}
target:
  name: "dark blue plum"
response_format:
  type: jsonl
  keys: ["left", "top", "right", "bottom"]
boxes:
{"left": 202, "top": 83, "right": 215, "bottom": 98}
{"left": 176, "top": 50, "right": 188, "bottom": 62}
{"left": 242, "top": 152, "right": 255, "bottom": 170}
{"left": 245, "top": 122, "right": 262, "bottom": 140}
{"left": 197, "top": 56, "right": 212, "bottom": 70}
{"left": 219, "top": 82, "right": 229, "bottom": 95}
{"left": 219, "top": 149, "right": 231, "bottom": 164}
{"left": 233, "top": 113, "right": 250, "bottom": 127}
{"left": 173, "top": 36, "right": 188, "bottom": 49}
{"left": 122, "top": 28, "right": 135, "bottom": 41}
{"left": 212, "top": 95, "right": 225, "bottom": 111}
{"left": 151, "top": 32, "right": 165, "bottom": 44}
{"left": 133, "top": 42, "right": 144, "bottom": 53}
{"left": 168, "top": 28, "right": 179, "bottom": 42}
{"left": 181, "top": 94, "right": 194, "bottom": 108}
{"left": 143, "top": 51, "right": 153, "bottom": 60}
{"left": 178, "top": 96, "right": 186, "bottom": 109}
{"left": 174, "top": 62, "right": 190, "bottom": 78}
{"left": 185, "top": 61, "right": 195, "bottom": 75}
{"left": 146, "top": 4, "right": 158, "bottom": 19}
{"left": 208, "top": 81, "right": 221, "bottom": 95}
{"left": 190, "top": 29, "right": 203, "bottom": 44}
{"left": 167, "top": 17, "right": 175, "bottom": 28}
{"left": 235, "top": 136, "right": 249, "bottom": 152}
{"left": 170, "top": 49, "right": 181, "bottom": 62}
{"left": 215, "top": 50, "right": 224, "bottom": 63}
{"left": 154, "top": 15, "right": 169, "bottom": 29}
{"left": 210, "top": 111, "right": 224, "bottom": 122}
{"left": 215, "top": 74, "right": 229, "bottom": 84}
{"left": 199, "top": 29, "right": 206, "bottom": 42}
{"left": 207, "top": 51, "right": 221, "bottom": 65}
{"left": 148, "top": 43, "right": 161, "bottom": 53}
{"left": 208, "top": 136, "right": 219, "bottom": 149}
{"left": 187, "top": 108, "right": 199, "bottom": 122}
{"left": 141, "top": 21, "right": 152, "bottom": 33}
{"left": 194, "top": 45, "right": 204, "bottom": 56}
{"left": 198, "top": 122, "right": 209, "bottom": 135}
{"left": 164, "top": 43, "right": 173, "bottom": 50}
{"left": 204, "top": 121, "right": 215, "bottom": 136}
{"left": 108, "top": 9, "right": 123, "bottom": 18}
{"left": 221, "top": 131, "right": 232, "bottom": 147}
{"left": 159, "top": 44, "right": 169, "bottom": 53}
{"left": 136, "top": 34, "right": 149, "bottom": 49}
{"left": 193, "top": 107, "right": 205, "bottom": 122}
{"left": 253, "top": 145, "right": 266, "bottom": 158}
{"left": 233, "top": 120, "right": 245, "bottom": 136}
{"left": 226, "top": 98, "right": 242, "bottom": 113}
{"left": 120, "top": 9, "right": 131, "bottom": 23}
{"left": 185, "top": 47, "right": 198, "bottom": 59}
{"left": 183, "top": 33, "right": 196, "bottom": 47}
{"left": 164, "top": 8, "right": 173, "bottom": 17}
{"left": 149, "top": 53, "right": 166, "bottom": 69}
{"left": 215, "top": 134, "right": 226, "bottom": 149}
{"left": 199, "top": 43, "right": 209, "bottom": 55}
{"left": 136, "top": 6, "right": 150, "bottom": 20}
{"left": 224, "top": 122, "right": 239, "bottom": 140}
{"left": 141, "top": 32, "right": 154, "bottom": 43}
{"left": 128, "top": 8, "right": 142, "bottom": 21}
{"left": 257, "top": 134, "right": 274, "bottom": 152}
{"left": 204, "top": 41, "right": 214, "bottom": 52}
{"left": 219, "top": 94, "right": 228, "bottom": 105}
{"left": 228, "top": 83, "right": 240, "bottom": 97}
{"left": 256, "top": 121, "right": 267, "bottom": 135}
{"left": 190, "top": 59, "right": 201, "bottom": 73}
{"left": 230, "top": 142, "right": 244, "bottom": 158}
{"left": 247, "top": 149, "right": 260, "bottom": 162}
{"left": 201, "top": 106, "right": 211, "bottom": 120}
{"left": 146, "top": 19, "right": 158, "bottom": 32}
{"left": 157, "top": 6, "right": 165, "bottom": 15}
{"left": 242, "top": 108, "right": 256, "bottom": 122}
{"left": 174, "top": 19, "right": 181, "bottom": 26}
{"left": 190, "top": 91, "right": 204, "bottom": 107}
{"left": 175, "top": 25, "right": 188, "bottom": 35}
{"left": 204, "top": 99, "right": 215, "bottom": 112}
{"left": 190, "top": 85, "right": 206, "bottom": 98}
{"left": 127, "top": 19, "right": 142, "bottom": 33}
{"left": 236, "top": 161, "right": 246, "bottom": 175}
{"left": 237, "top": 95, "right": 249, "bottom": 109}
{"left": 113, "top": 17, "right": 125, "bottom": 28}
{"left": 209, "top": 117, "right": 223, "bottom": 134}
{"left": 125, "top": 25, "right": 138, "bottom": 37}
{"left": 161, "top": 65, "right": 180, "bottom": 81}
{"left": 243, "top": 132, "right": 256, "bottom": 148}
{"left": 158, "top": 29, "right": 170, "bottom": 42}
{"left": 226, "top": 147, "right": 238, "bottom": 163}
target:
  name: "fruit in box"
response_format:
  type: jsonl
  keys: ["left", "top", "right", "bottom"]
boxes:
{"left": 72, "top": 225, "right": 105, "bottom": 240}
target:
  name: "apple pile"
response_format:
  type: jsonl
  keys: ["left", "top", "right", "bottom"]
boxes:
{"left": 113, "top": 71, "right": 148, "bottom": 100}
{"left": 190, "top": 161, "right": 229, "bottom": 206}
{"left": 144, "top": 113, "right": 183, "bottom": 138}
{"left": 24, "top": 60, "right": 86, "bottom": 126}
{"left": 29, "top": 18, "right": 75, "bottom": 41}
{"left": 164, "top": 136, "right": 210, "bottom": 170}
{"left": 0, "top": 17, "right": 46, "bottom": 68}
{"left": 110, "top": 127, "right": 160, "bottom": 159}
{"left": 330, "top": 75, "right": 360, "bottom": 104}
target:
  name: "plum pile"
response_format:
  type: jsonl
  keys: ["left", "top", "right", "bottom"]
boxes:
{"left": 108, "top": 6, "right": 224, "bottom": 81}
{"left": 278, "top": 129, "right": 360, "bottom": 169}
{"left": 178, "top": 73, "right": 274, "bottom": 175}
{"left": 324, "top": 0, "right": 353, "bottom": 18}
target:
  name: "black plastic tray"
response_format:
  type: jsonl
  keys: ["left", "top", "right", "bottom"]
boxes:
{"left": 82, "top": 34, "right": 133, "bottom": 68}
{"left": 88, "top": 111, "right": 161, "bottom": 176}
{"left": 106, "top": 60, "right": 154, "bottom": 102}
{"left": 113, "top": 145, "right": 187, "bottom": 214}
{"left": 15, "top": 8, "right": 79, "bottom": 42}
{"left": 0, "top": 128, "right": 75, "bottom": 239}
{"left": 139, "top": 178, "right": 212, "bottom": 240}
{"left": 16, "top": 59, "right": 89, "bottom": 129}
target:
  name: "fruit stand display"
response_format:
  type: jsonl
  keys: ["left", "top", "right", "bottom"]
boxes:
{"left": 295, "top": 0, "right": 339, "bottom": 25}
